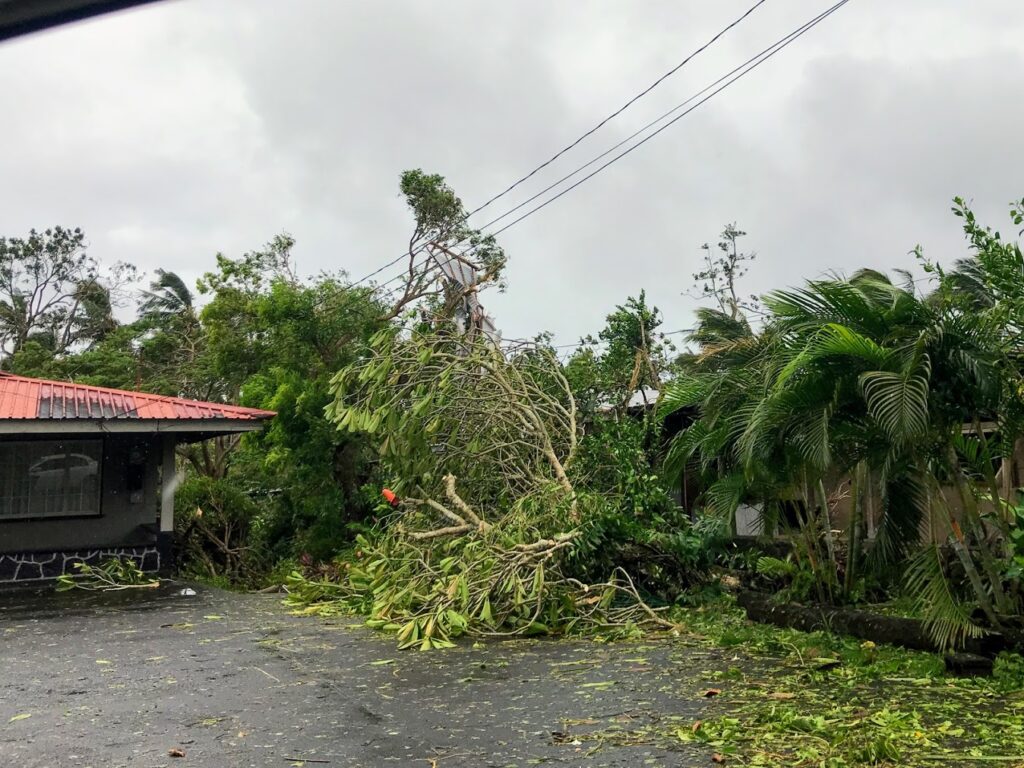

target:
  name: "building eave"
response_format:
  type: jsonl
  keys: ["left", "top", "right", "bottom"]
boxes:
{"left": 0, "top": 418, "right": 270, "bottom": 441}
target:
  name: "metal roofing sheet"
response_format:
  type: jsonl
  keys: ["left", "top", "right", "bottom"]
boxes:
{"left": 0, "top": 372, "right": 275, "bottom": 421}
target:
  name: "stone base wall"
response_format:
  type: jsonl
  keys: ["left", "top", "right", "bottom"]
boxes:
{"left": 0, "top": 547, "right": 160, "bottom": 583}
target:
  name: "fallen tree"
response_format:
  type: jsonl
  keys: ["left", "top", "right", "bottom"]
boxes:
{"left": 285, "top": 329, "right": 678, "bottom": 647}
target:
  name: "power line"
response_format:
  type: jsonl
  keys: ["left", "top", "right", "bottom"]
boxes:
{"left": 485, "top": 0, "right": 851, "bottom": 240}
{"left": 346, "top": 0, "right": 769, "bottom": 290}
{"left": 349, "top": 255, "right": 412, "bottom": 287}
{"left": 350, "top": 0, "right": 850, "bottom": 317}
{"left": 474, "top": 7, "right": 837, "bottom": 233}
{"left": 466, "top": 0, "right": 769, "bottom": 218}
{"left": 376, "top": 0, "right": 850, "bottom": 291}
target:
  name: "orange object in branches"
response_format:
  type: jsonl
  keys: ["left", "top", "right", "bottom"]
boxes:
{"left": 381, "top": 488, "right": 399, "bottom": 507}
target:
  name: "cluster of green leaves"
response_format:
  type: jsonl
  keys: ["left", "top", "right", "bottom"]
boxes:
{"left": 753, "top": 554, "right": 822, "bottom": 603}
{"left": 173, "top": 475, "right": 262, "bottom": 582}
{"left": 1006, "top": 505, "right": 1024, "bottom": 582}
{"left": 663, "top": 198, "right": 1024, "bottom": 647}
{"left": 566, "top": 414, "right": 723, "bottom": 599}
{"left": 288, "top": 316, "right": 694, "bottom": 646}
{"left": 398, "top": 170, "right": 505, "bottom": 283}
{"left": 550, "top": 293, "right": 726, "bottom": 600}
{"left": 566, "top": 292, "right": 674, "bottom": 413}
{"left": 327, "top": 327, "right": 581, "bottom": 521}
{"left": 179, "top": 251, "right": 385, "bottom": 566}
{"left": 206, "top": 261, "right": 384, "bottom": 562}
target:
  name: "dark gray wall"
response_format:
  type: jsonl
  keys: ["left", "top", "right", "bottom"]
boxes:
{"left": 0, "top": 434, "right": 161, "bottom": 553}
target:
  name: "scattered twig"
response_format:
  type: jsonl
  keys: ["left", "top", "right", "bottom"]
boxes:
{"left": 251, "top": 666, "right": 282, "bottom": 683}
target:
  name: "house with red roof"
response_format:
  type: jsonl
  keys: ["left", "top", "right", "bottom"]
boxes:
{"left": 0, "top": 372, "right": 274, "bottom": 583}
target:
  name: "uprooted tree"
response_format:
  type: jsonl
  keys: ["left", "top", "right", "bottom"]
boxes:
{"left": 286, "top": 326, "right": 676, "bottom": 648}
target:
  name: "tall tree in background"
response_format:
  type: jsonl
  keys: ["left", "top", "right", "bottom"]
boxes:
{"left": 0, "top": 227, "right": 132, "bottom": 361}
{"left": 178, "top": 234, "right": 384, "bottom": 561}
{"left": 140, "top": 269, "right": 196, "bottom": 325}
{"left": 563, "top": 295, "right": 679, "bottom": 570}
{"left": 134, "top": 268, "right": 206, "bottom": 396}
{"left": 567, "top": 292, "right": 671, "bottom": 416}
{"left": 688, "top": 223, "right": 759, "bottom": 322}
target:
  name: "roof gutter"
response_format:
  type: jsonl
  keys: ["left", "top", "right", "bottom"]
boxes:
{"left": 0, "top": 417, "right": 270, "bottom": 438}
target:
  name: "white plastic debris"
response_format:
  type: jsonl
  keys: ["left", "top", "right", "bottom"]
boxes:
{"left": 178, "top": 587, "right": 197, "bottom": 596}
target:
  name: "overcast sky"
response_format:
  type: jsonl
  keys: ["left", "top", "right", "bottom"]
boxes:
{"left": 1, "top": 0, "right": 1022, "bottom": 344}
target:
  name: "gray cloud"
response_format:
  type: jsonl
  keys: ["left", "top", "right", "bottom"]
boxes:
{"left": 1, "top": 0, "right": 1021, "bottom": 344}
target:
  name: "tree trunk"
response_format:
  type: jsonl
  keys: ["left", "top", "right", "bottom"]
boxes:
{"left": 844, "top": 463, "right": 863, "bottom": 597}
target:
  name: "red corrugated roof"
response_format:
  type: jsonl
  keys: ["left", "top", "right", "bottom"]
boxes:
{"left": 0, "top": 372, "right": 275, "bottom": 421}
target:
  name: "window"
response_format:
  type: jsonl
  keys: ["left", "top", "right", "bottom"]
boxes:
{"left": 0, "top": 440, "right": 102, "bottom": 520}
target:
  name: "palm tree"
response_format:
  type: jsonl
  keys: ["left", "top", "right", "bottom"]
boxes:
{"left": 135, "top": 269, "right": 206, "bottom": 398}
{"left": 139, "top": 269, "right": 195, "bottom": 325}
{"left": 665, "top": 261, "right": 1022, "bottom": 646}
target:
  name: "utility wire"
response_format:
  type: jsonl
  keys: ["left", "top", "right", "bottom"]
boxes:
{"left": 349, "top": 255, "right": 412, "bottom": 287}
{"left": 485, "top": 0, "right": 851, "bottom": 240}
{"left": 466, "top": 0, "right": 769, "bottom": 218}
{"left": 371, "top": 0, "right": 850, "bottom": 294}
{"left": 474, "top": 5, "right": 838, "bottom": 233}
{"left": 348, "top": 0, "right": 849, "bottom": 321}
{"left": 346, "top": 0, "right": 769, "bottom": 289}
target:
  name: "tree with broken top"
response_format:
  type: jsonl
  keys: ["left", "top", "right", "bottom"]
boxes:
{"left": 383, "top": 169, "right": 506, "bottom": 329}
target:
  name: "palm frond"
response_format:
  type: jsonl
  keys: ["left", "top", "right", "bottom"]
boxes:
{"left": 658, "top": 376, "right": 711, "bottom": 419}
{"left": 891, "top": 268, "right": 917, "bottom": 294}
{"left": 690, "top": 307, "right": 753, "bottom": 346}
{"left": 944, "top": 257, "right": 995, "bottom": 309}
{"left": 904, "top": 544, "right": 987, "bottom": 650}
{"left": 953, "top": 432, "right": 990, "bottom": 479}
{"left": 849, "top": 268, "right": 893, "bottom": 286}
{"left": 860, "top": 366, "right": 930, "bottom": 444}
{"left": 765, "top": 281, "right": 888, "bottom": 338}
{"left": 790, "top": 406, "right": 833, "bottom": 472}
{"left": 664, "top": 420, "right": 713, "bottom": 479}
{"left": 775, "top": 323, "right": 892, "bottom": 389}
{"left": 704, "top": 472, "right": 748, "bottom": 522}
{"left": 868, "top": 469, "right": 927, "bottom": 570}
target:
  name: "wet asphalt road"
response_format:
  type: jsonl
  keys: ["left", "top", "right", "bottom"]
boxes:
{"left": 0, "top": 583, "right": 722, "bottom": 767}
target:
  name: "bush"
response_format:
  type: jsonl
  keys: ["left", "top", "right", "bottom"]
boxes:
{"left": 174, "top": 476, "right": 264, "bottom": 583}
